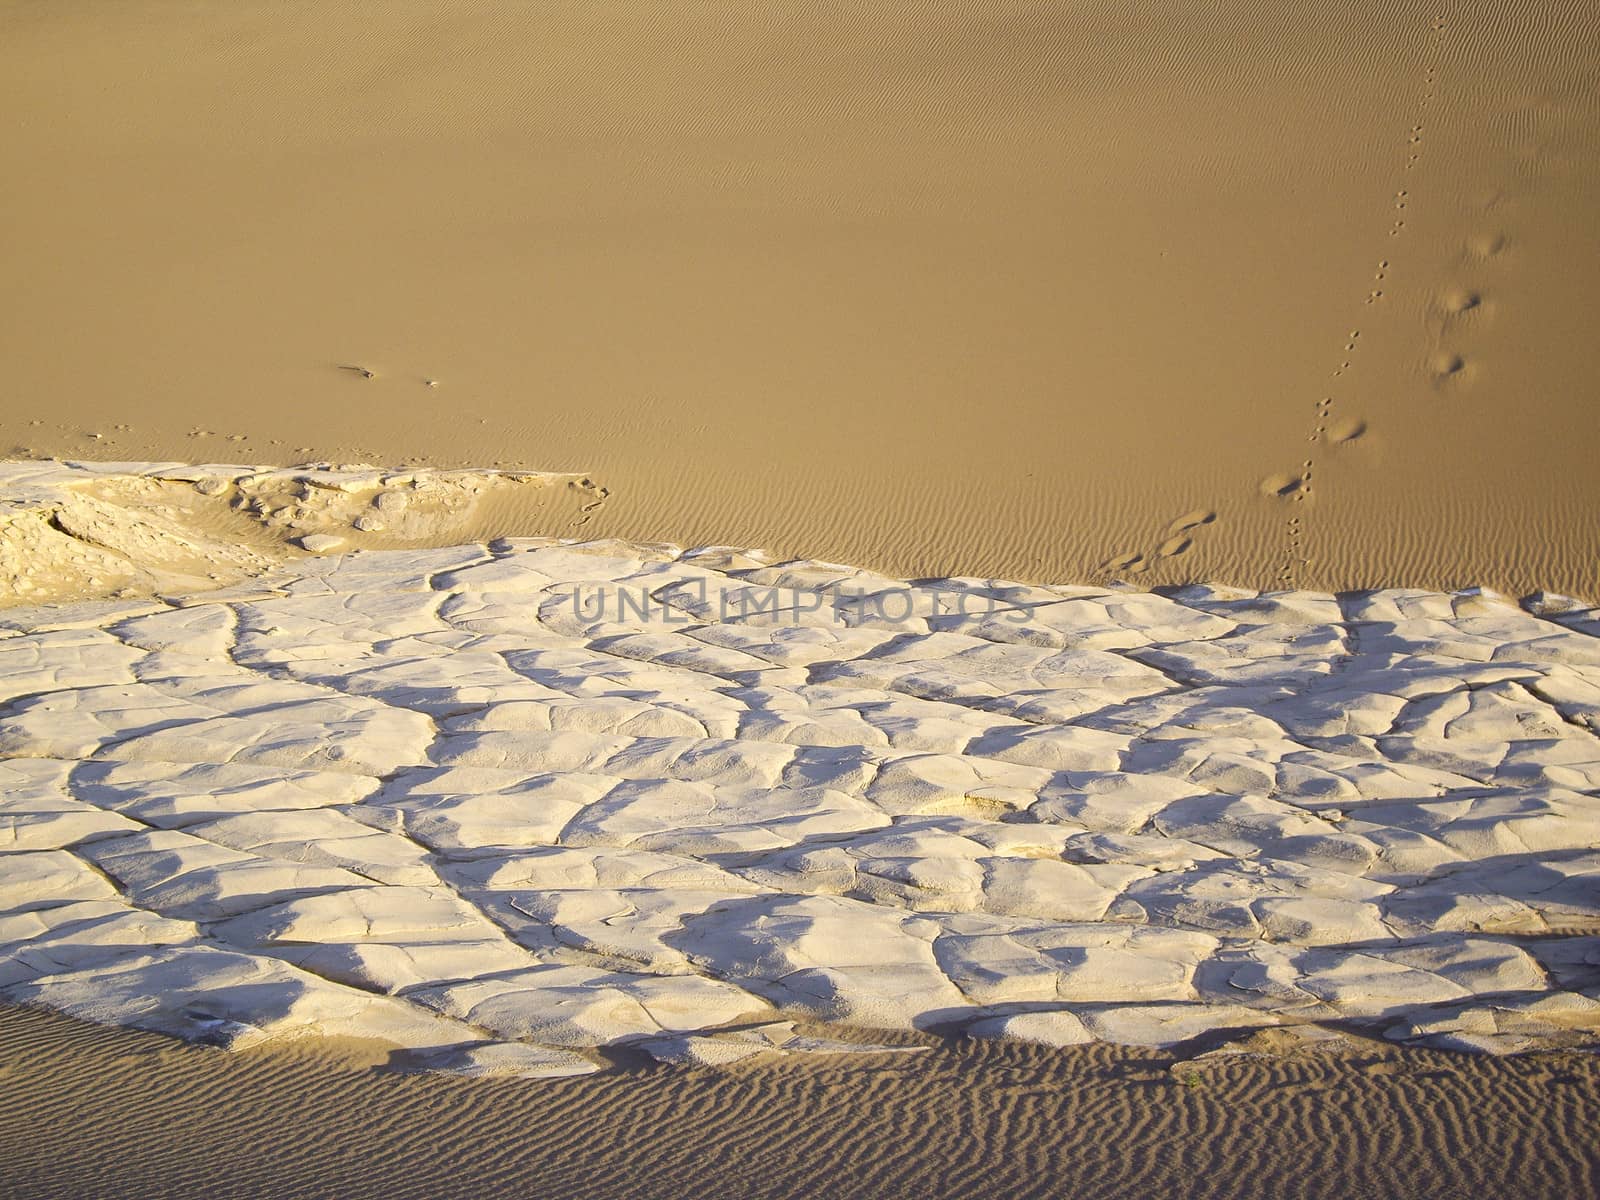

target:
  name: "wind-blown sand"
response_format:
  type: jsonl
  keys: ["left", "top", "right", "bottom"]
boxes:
{"left": 3, "top": 1003, "right": 1599, "bottom": 1200}
{"left": 2, "top": 1, "right": 1597, "bottom": 595}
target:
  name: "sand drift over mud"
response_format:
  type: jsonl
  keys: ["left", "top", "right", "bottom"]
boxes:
{"left": 0, "top": 460, "right": 608, "bottom": 607}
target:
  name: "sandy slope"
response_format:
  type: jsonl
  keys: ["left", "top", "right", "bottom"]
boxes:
{"left": 2, "top": 1, "right": 1597, "bottom": 596}
{"left": 2, "top": 1005, "right": 1598, "bottom": 1200}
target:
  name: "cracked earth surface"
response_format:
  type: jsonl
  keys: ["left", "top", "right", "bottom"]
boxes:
{"left": 1, "top": 463, "right": 1598, "bottom": 1076}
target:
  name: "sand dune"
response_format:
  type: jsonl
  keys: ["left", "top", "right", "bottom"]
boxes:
{"left": 2, "top": 1, "right": 1597, "bottom": 595}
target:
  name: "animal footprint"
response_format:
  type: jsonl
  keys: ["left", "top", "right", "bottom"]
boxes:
{"left": 1165, "top": 509, "right": 1217, "bottom": 536}
{"left": 1102, "top": 507, "right": 1217, "bottom": 577}
{"left": 1259, "top": 473, "right": 1307, "bottom": 499}
{"left": 1466, "top": 232, "right": 1505, "bottom": 259}
{"left": 1100, "top": 551, "right": 1147, "bottom": 575}
{"left": 1328, "top": 417, "right": 1368, "bottom": 444}
{"left": 1154, "top": 508, "right": 1219, "bottom": 563}
{"left": 1156, "top": 535, "right": 1192, "bottom": 559}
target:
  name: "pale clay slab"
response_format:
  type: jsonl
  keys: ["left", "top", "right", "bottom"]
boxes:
{"left": 0, "top": 461, "right": 1597, "bottom": 1068}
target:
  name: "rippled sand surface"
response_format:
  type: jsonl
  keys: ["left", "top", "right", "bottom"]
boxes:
{"left": 2, "top": 1006, "right": 1598, "bottom": 1200}
{"left": 2, "top": 1, "right": 1597, "bottom": 594}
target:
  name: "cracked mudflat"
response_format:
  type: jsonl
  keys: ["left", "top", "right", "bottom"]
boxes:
{"left": 0, "top": 461, "right": 1596, "bottom": 1075}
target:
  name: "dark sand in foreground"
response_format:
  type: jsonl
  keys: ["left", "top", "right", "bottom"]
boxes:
{"left": 1, "top": 1006, "right": 1595, "bottom": 1200}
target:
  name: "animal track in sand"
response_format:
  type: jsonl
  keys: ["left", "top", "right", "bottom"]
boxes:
{"left": 1272, "top": 14, "right": 1448, "bottom": 587}
{"left": 1465, "top": 231, "right": 1506, "bottom": 259}
{"left": 1327, "top": 416, "right": 1368, "bottom": 444}
{"left": 1100, "top": 550, "right": 1147, "bottom": 575}
{"left": 1388, "top": 189, "right": 1410, "bottom": 238}
{"left": 1259, "top": 473, "right": 1307, "bottom": 499}
{"left": 1365, "top": 259, "right": 1389, "bottom": 306}
{"left": 1166, "top": 509, "right": 1217, "bottom": 535}
{"left": 568, "top": 478, "right": 611, "bottom": 529}
{"left": 1425, "top": 224, "right": 1511, "bottom": 387}
{"left": 1097, "top": 509, "right": 1217, "bottom": 579}
{"left": 1439, "top": 287, "right": 1482, "bottom": 316}
{"left": 1423, "top": 218, "right": 1515, "bottom": 392}
{"left": 1156, "top": 535, "right": 1192, "bottom": 558}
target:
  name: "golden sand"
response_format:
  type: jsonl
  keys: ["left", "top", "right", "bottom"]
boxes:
{"left": 2, "top": 1, "right": 1596, "bottom": 596}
